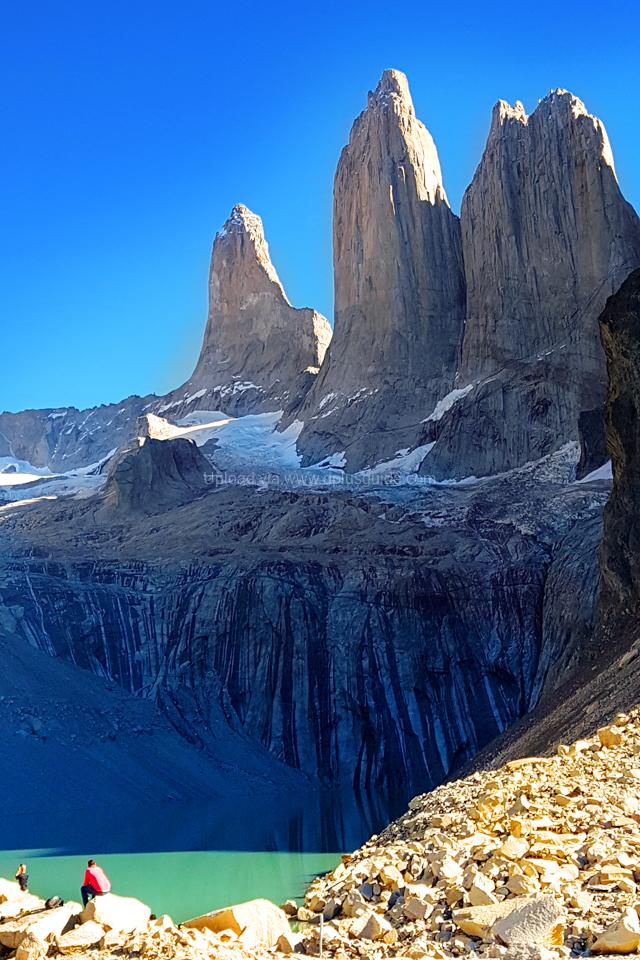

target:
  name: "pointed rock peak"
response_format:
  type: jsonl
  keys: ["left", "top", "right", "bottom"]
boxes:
{"left": 369, "top": 68, "right": 413, "bottom": 110}
{"left": 215, "top": 203, "right": 283, "bottom": 291}
{"left": 220, "top": 203, "right": 264, "bottom": 239}
{"left": 490, "top": 99, "right": 528, "bottom": 135}
{"left": 532, "top": 88, "right": 616, "bottom": 173}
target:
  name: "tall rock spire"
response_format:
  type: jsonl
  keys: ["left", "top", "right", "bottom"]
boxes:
{"left": 421, "top": 89, "right": 640, "bottom": 480}
{"left": 295, "top": 69, "right": 466, "bottom": 470}
{"left": 176, "top": 204, "right": 331, "bottom": 416}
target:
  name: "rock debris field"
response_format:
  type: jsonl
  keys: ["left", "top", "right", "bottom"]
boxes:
{"left": 298, "top": 708, "right": 640, "bottom": 959}
{"left": 5, "top": 710, "right": 640, "bottom": 960}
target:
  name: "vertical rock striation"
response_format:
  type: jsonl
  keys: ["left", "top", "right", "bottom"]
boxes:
{"left": 296, "top": 70, "right": 466, "bottom": 470}
{"left": 421, "top": 90, "right": 640, "bottom": 480}
{"left": 598, "top": 268, "right": 640, "bottom": 645}
{"left": 178, "top": 204, "right": 332, "bottom": 416}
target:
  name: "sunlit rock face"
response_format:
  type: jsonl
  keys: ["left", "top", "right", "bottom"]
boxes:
{"left": 296, "top": 70, "right": 466, "bottom": 471}
{"left": 176, "top": 204, "right": 332, "bottom": 417}
{"left": 0, "top": 205, "right": 330, "bottom": 471}
{"left": 421, "top": 90, "right": 640, "bottom": 481}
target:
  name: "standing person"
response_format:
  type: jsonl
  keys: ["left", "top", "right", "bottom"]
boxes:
{"left": 15, "top": 864, "right": 29, "bottom": 892}
{"left": 81, "top": 859, "right": 111, "bottom": 906}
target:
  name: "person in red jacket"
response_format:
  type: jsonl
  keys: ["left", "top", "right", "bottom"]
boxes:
{"left": 81, "top": 859, "right": 111, "bottom": 906}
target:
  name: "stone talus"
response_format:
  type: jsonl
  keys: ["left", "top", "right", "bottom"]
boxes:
{"left": 296, "top": 69, "right": 466, "bottom": 470}
{"left": 301, "top": 707, "right": 640, "bottom": 959}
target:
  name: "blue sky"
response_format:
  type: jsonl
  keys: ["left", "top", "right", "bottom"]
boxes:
{"left": 2, "top": 0, "right": 639, "bottom": 412}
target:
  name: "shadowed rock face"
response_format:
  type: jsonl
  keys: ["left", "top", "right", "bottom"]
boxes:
{"left": 0, "top": 457, "right": 607, "bottom": 802}
{"left": 296, "top": 70, "right": 465, "bottom": 470}
{"left": 421, "top": 91, "right": 640, "bottom": 481}
{"left": 103, "top": 436, "right": 214, "bottom": 515}
{"left": 598, "top": 268, "right": 640, "bottom": 642}
{"left": 175, "top": 204, "right": 332, "bottom": 417}
{"left": 459, "top": 271, "right": 640, "bottom": 770}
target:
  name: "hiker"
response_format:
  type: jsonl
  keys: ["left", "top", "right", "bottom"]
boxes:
{"left": 15, "top": 864, "right": 28, "bottom": 892}
{"left": 80, "top": 859, "right": 111, "bottom": 906}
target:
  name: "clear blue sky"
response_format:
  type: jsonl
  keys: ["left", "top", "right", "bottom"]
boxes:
{"left": 2, "top": 0, "right": 639, "bottom": 412}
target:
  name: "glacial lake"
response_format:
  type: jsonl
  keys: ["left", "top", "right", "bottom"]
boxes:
{"left": 0, "top": 789, "right": 409, "bottom": 921}
{"left": 0, "top": 850, "right": 340, "bottom": 923}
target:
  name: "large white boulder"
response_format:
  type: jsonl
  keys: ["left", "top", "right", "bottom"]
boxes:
{"left": 79, "top": 893, "right": 150, "bottom": 933}
{"left": 0, "top": 902, "right": 80, "bottom": 949}
{"left": 183, "top": 898, "right": 291, "bottom": 948}
{"left": 56, "top": 919, "right": 106, "bottom": 953}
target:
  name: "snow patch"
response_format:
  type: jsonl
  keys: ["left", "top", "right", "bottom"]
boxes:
{"left": 358, "top": 443, "right": 436, "bottom": 478}
{"left": 423, "top": 385, "right": 474, "bottom": 423}
{"left": 576, "top": 460, "right": 613, "bottom": 483}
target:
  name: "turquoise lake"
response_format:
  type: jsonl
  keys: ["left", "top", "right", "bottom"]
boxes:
{"left": 0, "top": 850, "right": 341, "bottom": 923}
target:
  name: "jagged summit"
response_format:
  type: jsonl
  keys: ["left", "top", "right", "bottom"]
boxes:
{"left": 489, "top": 98, "right": 527, "bottom": 131}
{"left": 214, "top": 203, "right": 286, "bottom": 295}
{"left": 164, "top": 203, "right": 331, "bottom": 417}
{"left": 295, "top": 69, "right": 465, "bottom": 470}
{"left": 368, "top": 68, "right": 413, "bottom": 107}
{"left": 421, "top": 86, "right": 640, "bottom": 481}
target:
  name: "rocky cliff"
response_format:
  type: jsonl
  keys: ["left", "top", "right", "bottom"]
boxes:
{"left": 0, "top": 206, "right": 330, "bottom": 472}
{"left": 0, "top": 444, "right": 608, "bottom": 809}
{"left": 421, "top": 90, "right": 640, "bottom": 480}
{"left": 598, "top": 268, "right": 640, "bottom": 646}
{"left": 295, "top": 70, "right": 465, "bottom": 470}
{"left": 174, "top": 204, "right": 331, "bottom": 418}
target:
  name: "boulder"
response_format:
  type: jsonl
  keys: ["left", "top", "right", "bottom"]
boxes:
{"left": 277, "top": 929, "right": 304, "bottom": 954}
{"left": 592, "top": 908, "right": 640, "bottom": 954}
{"left": 0, "top": 902, "right": 80, "bottom": 949}
{"left": 453, "top": 900, "right": 520, "bottom": 939}
{"left": 15, "top": 933, "right": 47, "bottom": 960}
{"left": 182, "top": 898, "right": 290, "bottom": 949}
{"left": 492, "top": 896, "right": 565, "bottom": 948}
{"left": 79, "top": 893, "right": 150, "bottom": 933}
{"left": 56, "top": 920, "right": 106, "bottom": 953}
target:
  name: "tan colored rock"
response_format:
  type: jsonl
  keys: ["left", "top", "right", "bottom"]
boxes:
{"left": 277, "top": 929, "right": 304, "bottom": 954}
{"left": 598, "top": 725, "right": 625, "bottom": 748}
{"left": 297, "top": 68, "right": 465, "bottom": 471}
{"left": 352, "top": 911, "right": 393, "bottom": 941}
{"left": 56, "top": 920, "right": 106, "bottom": 953}
{"left": 506, "top": 874, "right": 539, "bottom": 896}
{"left": 15, "top": 933, "right": 47, "bottom": 960}
{"left": 182, "top": 204, "right": 331, "bottom": 418}
{"left": 492, "top": 896, "right": 565, "bottom": 948}
{"left": 498, "top": 836, "right": 530, "bottom": 860}
{"left": 592, "top": 907, "right": 640, "bottom": 953}
{"left": 79, "top": 893, "right": 150, "bottom": 934}
{"left": 404, "top": 896, "right": 433, "bottom": 920}
{"left": 0, "top": 903, "right": 80, "bottom": 949}
{"left": 183, "top": 898, "right": 290, "bottom": 949}
{"left": 469, "top": 872, "right": 498, "bottom": 907}
{"left": 281, "top": 899, "right": 299, "bottom": 918}
{"left": 453, "top": 900, "right": 518, "bottom": 939}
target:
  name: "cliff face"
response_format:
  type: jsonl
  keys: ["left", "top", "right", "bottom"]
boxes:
{"left": 178, "top": 204, "right": 331, "bottom": 417}
{"left": 598, "top": 268, "right": 640, "bottom": 643}
{"left": 0, "top": 455, "right": 607, "bottom": 803}
{"left": 421, "top": 91, "right": 640, "bottom": 480}
{"left": 455, "top": 272, "right": 640, "bottom": 770}
{"left": 296, "top": 70, "right": 465, "bottom": 470}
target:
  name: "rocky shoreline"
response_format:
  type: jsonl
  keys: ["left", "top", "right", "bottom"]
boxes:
{"left": 5, "top": 709, "right": 640, "bottom": 960}
{"left": 0, "top": 885, "right": 290, "bottom": 960}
